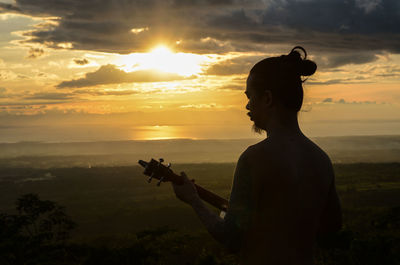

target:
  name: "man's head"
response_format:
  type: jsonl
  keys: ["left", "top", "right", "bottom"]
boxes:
{"left": 245, "top": 46, "right": 317, "bottom": 133}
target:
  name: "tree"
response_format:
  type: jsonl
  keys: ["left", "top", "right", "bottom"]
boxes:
{"left": 0, "top": 193, "right": 76, "bottom": 265}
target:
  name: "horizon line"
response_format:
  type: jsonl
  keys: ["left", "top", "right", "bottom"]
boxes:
{"left": 1, "top": 134, "right": 400, "bottom": 144}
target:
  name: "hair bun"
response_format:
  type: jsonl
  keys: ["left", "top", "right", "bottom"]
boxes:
{"left": 299, "top": 59, "right": 317, "bottom": 76}
{"left": 288, "top": 46, "right": 317, "bottom": 77}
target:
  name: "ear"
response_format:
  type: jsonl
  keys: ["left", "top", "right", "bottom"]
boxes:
{"left": 262, "top": 90, "right": 273, "bottom": 107}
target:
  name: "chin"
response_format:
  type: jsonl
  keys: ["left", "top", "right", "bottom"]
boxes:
{"left": 252, "top": 124, "right": 265, "bottom": 134}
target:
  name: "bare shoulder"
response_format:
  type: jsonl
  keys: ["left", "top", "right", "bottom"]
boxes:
{"left": 237, "top": 138, "right": 277, "bottom": 170}
{"left": 240, "top": 136, "right": 334, "bottom": 178}
{"left": 242, "top": 138, "right": 273, "bottom": 157}
{"left": 237, "top": 139, "right": 269, "bottom": 164}
{"left": 303, "top": 137, "right": 334, "bottom": 170}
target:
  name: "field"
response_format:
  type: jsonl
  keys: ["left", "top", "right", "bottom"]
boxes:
{"left": 0, "top": 162, "right": 399, "bottom": 264}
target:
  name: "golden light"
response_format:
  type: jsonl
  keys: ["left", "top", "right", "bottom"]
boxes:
{"left": 115, "top": 44, "right": 209, "bottom": 76}
{"left": 133, "top": 125, "right": 183, "bottom": 140}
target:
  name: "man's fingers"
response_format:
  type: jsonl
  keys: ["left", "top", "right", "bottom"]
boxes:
{"left": 180, "top": 171, "right": 191, "bottom": 183}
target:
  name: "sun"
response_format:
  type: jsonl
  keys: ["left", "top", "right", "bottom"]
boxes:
{"left": 149, "top": 45, "right": 172, "bottom": 56}
{"left": 115, "top": 44, "right": 208, "bottom": 76}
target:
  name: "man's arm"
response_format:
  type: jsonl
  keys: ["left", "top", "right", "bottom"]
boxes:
{"left": 190, "top": 197, "right": 235, "bottom": 247}
{"left": 172, "top": 152, "right": 251, "bottom": 252}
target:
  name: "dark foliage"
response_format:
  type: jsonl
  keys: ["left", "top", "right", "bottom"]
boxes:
{"left": 0, "top": 193, "right": 76, "bottom": 265}
{"left": 0, "top": 163, "right": 399, "bottom": 264}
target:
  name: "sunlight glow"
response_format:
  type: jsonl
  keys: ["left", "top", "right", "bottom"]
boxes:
{"left": 115, "top": 44, "right": 209, "bottom": 76}
{"left": 133, "top": 125, "right": 183, "bottom": 140}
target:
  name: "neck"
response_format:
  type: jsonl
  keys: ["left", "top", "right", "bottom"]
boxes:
{"left": 265, "top": 111, "right": 302, "bottom": 139}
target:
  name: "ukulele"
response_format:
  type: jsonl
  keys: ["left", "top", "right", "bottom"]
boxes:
{"left": 138, "top": 158, "right": 229, "bottom": 212}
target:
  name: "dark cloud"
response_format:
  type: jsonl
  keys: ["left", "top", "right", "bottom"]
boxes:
{"left": 0, "top": 2, "right": 21, "bottom": 12}
{"left": 321, "top": 97, "right": 379, "bottom": 104}
{"left": 268, "top": 0, "right": 400, "bottom": 35}
{"left": 376, "top": 73, "right": 399, "bottom": 78}
{"left": 206, "top": 52, "right": 381, "bottom": 76}
{"left": 73, "top": 58, "right": 89, "bottom": 65}
{"left": 26, "top": 47, "right": 44, "bottom": 59}
{"left": 2, "top": 0, "right": 400, "bottom": 58}
{"left": 56, "top": 64, "right": 190, "bottom": 88}
{"left": 74, "top": 89, "right": 139, "bottom": 96}
{"left": 309, "top": 79, "right": 348, "bottom": 85}
{"left": 205, "top": 55, "right": 264, "bottom": 75}
{"left": 218, "top": 84, "right": 244, "bottom": 90}
{"left": 24, "top": 92, "right": 74, "bottom": 100}
{"left": 309, "top": 75, "right": 371, "bottom": 85}
{"left": 317, "top": 52, "right": 380, "bottom": 69}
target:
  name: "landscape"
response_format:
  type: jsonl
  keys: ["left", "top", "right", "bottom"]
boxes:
{"left": 1, "top": 1, "right": 400, "bottom": 264}
{"left": 0, "top": 135, "right": 399, "bottom": 264}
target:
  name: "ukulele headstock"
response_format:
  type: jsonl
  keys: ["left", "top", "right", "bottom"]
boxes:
{"left": 138, "top": 158, "right": 183, "bottom": 186}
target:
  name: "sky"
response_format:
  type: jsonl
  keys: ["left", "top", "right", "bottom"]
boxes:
{"left": 0, "top": 0, "right": 399, "bottom": 142}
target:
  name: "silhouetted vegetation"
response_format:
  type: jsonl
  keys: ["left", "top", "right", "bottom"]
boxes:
{"left": 0, "top": 193, "right": 76, "bottom": 265}
{"left": 0, "top": 163, "right": 399, "bottom": 264}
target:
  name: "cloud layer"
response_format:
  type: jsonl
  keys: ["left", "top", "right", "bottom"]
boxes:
{"left": 56, "top": 64, "right": 189, "bottom": 88}
{"left": 1, "top": 0, "right": 399, "bottom": 56}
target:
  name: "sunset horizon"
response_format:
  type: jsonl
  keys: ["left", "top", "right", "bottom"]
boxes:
{"left": 1, "top": 0, "right": 399, "bottom": 142}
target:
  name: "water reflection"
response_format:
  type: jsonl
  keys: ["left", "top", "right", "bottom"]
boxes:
{"left": 131, "top": 125, "right": 262, "bottom": 140}
{"left": 134, "top": 125, "right": 183, "bottom": 140}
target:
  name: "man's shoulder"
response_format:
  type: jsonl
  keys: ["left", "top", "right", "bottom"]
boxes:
{"left": 303, "top": 137, "right": 333, "bottom": 166}
{"left": 240, "top": 136, "right": 333, "bottom": 169}
{"left": 239, "top": 139, "right": 274, "bottom": 163}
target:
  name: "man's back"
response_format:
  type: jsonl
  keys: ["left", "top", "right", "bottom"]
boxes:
{"left": 238, "top": 134, "right": 341, "bottom": 265}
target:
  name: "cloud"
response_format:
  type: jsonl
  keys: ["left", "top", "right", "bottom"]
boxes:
{"left": 321, "top": 98, "right": 379, "bottom": 104}
{"left": 2, "top": 0, "right": 399, "bottom": 57}
{"left": 73, "top": 58, "right": 89, "bottom": 65}
{"left": 56, "top": 64, "right": 189, "bottom": 88}
{"left": 317, "top": 53, "right": 380, "bottom": 69}
{"left": 261, "top": 0, "right": 398, "bottom": 35}
{"left": 0, "top": 69, "right": 18, "bottom": 80}
{"left": 218, "top": 84, "right": 244, "bottom": 90}
{"left": 24, "top": 92, "right": 74, "bottom": 100}
{"left": 0, "top": 87, "right": 7, "bottom": 98}
{"left": 205, "top": 55, "right": 264, "bottom": 75}
{"left": 355, "top": 0, "right": 382, "bottom": 13}
{"left": 74, "top": 89, "right": 139, "bottom": 96}
{"left": 0, "top": 2, "right": 21, "bottom": 12}
{"left": 22, "top": 88, "right": 139, "bottom": 100}
{"left": 309, "top": 76, "right": 371, "bottom": 85}
{"left": 26, "top": 47, "right": 44, "bottom": 59}
{"left": 179, "top": 103, "right": 217, "bottom": 109}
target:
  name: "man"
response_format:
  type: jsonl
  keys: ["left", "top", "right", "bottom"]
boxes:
{"left": 172, "top": 47, "right": 342, "bottom": 265}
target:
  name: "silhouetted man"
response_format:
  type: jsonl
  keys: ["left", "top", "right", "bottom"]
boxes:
{"left": 172, "top": 47, "right": 342, "bottom": 265}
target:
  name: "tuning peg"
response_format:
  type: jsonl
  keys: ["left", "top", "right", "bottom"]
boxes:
{"left": 159, "top": 158, "right": 164, "bottom": 164}
{"left": 148, "top": 172, "right": 155, "bottom": 183}
{"left": 167, "top": 163, "right": 171, "bottom": 168}
{"left": 157, "top": 176, "right": 165, "bottom": 186}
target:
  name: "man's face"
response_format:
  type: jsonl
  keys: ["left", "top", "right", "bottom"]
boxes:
{"left": 245, "top": 75, "right": 266, "bottom": 134}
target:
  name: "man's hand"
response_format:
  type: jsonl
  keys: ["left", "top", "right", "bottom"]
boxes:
{"left": 172, "top": 172, "right": 233, "bottom": 250}
{"left": 172, "top": 171, "right": 201, "bottom": 205}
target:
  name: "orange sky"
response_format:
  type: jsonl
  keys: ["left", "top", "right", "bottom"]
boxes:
{"left": 0, "top": 1, "right": 399, "bottom": 142}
